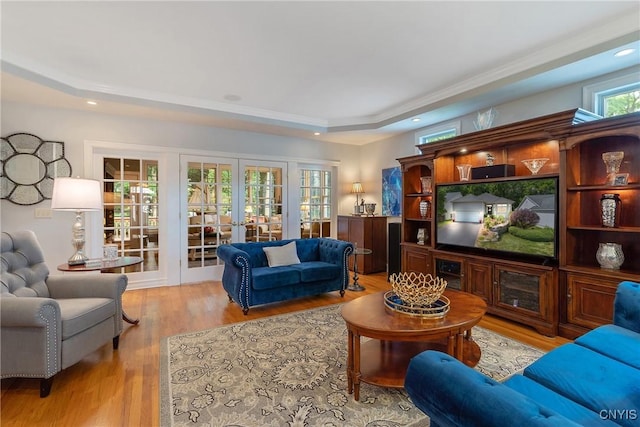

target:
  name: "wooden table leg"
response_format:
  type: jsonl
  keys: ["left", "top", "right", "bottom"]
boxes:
{"left": 347, "top": 329, "right": 354, "bottom": 394}
{"left": 123, "top": 311, "right": 140, "bottom": 325}
{"left": 455, "top": 332, "right": 464, "bottom": 360}
{"left": 354, "top": 332, "right": 361, "bottom": 401}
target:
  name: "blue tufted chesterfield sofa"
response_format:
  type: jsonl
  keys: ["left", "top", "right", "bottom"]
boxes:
{"left": 217, "top": 238, "right": 353, "bottom": 314}
{"left": 404, "top": 281, "right": 640, "bottom": 426}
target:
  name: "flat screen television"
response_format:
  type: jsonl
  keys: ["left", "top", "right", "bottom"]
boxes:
{"left": 435, "top": 176, "right": 558, "bottom": 261}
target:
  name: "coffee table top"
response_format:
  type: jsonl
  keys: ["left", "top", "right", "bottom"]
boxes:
{"left": 341, "top": 290, "right": 487, "bottom": 341}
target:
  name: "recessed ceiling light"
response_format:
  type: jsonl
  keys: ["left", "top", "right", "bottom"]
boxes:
{"left": 412, "top": 118, "right": 421, "bottom": 122}
{"left": 460, "top": 148, "right": 468, "bottom": 153}
{"left": 614, "top": 48, "right": 635, "bottom": 57}
{"left": 86, "top": 100, "right": 97, "bottom": 105}
{"left": 313, "top": 132, "right": 321, "bottom": 136}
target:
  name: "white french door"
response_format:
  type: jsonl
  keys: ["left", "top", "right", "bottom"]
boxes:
{"left": 179, "top": 156, "right": 287, "bottom": 283}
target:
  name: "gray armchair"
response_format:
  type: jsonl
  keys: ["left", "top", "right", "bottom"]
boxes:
{"left": 0, "top": 230, "right": 128, "bottom": 397}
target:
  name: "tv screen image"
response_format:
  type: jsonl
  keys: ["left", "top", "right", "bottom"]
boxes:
{"left": 436, "top": 177, "right": 558, "bottom": 260}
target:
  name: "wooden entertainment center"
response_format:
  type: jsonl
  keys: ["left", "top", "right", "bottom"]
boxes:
{"left": 397, "top": 109, "right": 639, "bottom": 338}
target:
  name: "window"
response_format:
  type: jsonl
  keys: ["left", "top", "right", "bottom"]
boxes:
{"left": 415, "top": 120, "right": 461, "bottom": 152}
{"left": 300, "top": 168, "right": 332, "bottom": 238}
{"left": 597, "top": 83, "right": 640, "bottom": 117}
{"left": 583, "top": 72, "right": 640, "bottom": 117}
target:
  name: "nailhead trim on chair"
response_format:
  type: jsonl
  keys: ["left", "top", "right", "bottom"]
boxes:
{"left": 41, "top": 303, "right": 58, "bottom": 378}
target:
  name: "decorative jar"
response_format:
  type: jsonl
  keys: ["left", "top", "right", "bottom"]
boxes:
{"left": 419, "top": 200, "right": 429, "bottom": 218}
{"left": 600, "top": 193, "right": 621, "bottom": 228}
{"left": 596, "top": 242, "right": 624, "bottom": 270}
{"left": 417, "top": 228, "right": 426, "bottom": 245}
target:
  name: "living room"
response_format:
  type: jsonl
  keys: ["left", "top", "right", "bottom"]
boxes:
{"left": 1, "top": 1, "right": 639, "bottom": 425}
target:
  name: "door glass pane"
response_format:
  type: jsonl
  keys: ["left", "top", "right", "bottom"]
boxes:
{"left": 103, "top": 157, "right": 159, "bottom": 272}
{"left": 187, "top": 161, "right": 232, "bottom": 268}
{"left": 300, "top": 168, "right": 331, "bottom": 238}
{"left": 244, "top": 165, "right": 283, "bottom": 242}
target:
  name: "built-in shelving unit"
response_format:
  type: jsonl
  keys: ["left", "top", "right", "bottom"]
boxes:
{"left": 398, "top": 109, "right": 640, "bottom": 338}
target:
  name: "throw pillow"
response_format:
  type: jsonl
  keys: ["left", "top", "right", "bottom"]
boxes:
{"left": 263, "top": 241, "right": 301, "bottom": 267}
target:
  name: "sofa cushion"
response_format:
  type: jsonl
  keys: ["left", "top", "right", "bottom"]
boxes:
{"left": 524, "top": 343, "right": 640, "bottom": 426}
{"left": 575, "top": 324, "right": 640, "bottom": 370}
{"left": 290, "top": 261, "right": 340, "bottom": 282}
{"left": 57, "top": 298, "right": 115, "bottom": 340}
{"left": 251, "top": 266, "right": 300, "bottom": 290}
{"left": 263, "top": 241, "right": 301, "bottom": 267}
{"left": 504, "top": 374, "right": 618, "bottom": 426}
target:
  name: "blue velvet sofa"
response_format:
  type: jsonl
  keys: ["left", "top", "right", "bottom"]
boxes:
{"left": 217, "top": 238, "right": 353, "bottom": 314}
{"left": 405, "top": 281, "right": 640, "bottom": 427}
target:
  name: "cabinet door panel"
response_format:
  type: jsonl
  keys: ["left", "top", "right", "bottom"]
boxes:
{"left": 567, "top": 275, "right": 617, "bottom": 329}
{"left": 467, "top": 261, "right": 492, "bottom": 303}
{"left": 402, "top": 246, "right": 430, "bottom": 275}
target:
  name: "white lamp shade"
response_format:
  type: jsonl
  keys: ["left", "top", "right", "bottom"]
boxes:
{"left": 351, "top": 182, "right": 364, "bottom": 194}
{"left": 51, "top": 177, "right": 102, "bottom": 211}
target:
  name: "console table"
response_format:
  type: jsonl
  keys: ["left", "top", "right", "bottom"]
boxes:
{"left": 57, "top": 256, "right": 143, "bottom": 325}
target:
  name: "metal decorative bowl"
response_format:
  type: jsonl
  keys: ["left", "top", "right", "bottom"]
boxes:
{"left": 364, "top": 203, "right": 376, "bottom": 216}
{"left": 385, "top": 272, "right": 450, "bottom": 318}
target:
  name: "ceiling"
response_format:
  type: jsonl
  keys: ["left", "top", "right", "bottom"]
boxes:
{"left": 1, "top": 1, "right": 639, "bottom": 145}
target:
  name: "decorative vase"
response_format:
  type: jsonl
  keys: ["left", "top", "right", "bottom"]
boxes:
{"left": 420, "top": 176, "right": 432, "bottom": 194}
{"left": 417, "top": 228, "right": 426, "bottom": 245}
{"left": 521, "top": 158, "right": 549, "bottom": 175}
{"left": 419, "top": 200, "right": 429, "bottom": 218}
{"left": 596, "top": 242, "right": 624, "bottom": 269}
{"left": 600, "top": 193, "right": 621, "bottom": 228}
{"left": 602, "top": 151, "right": 624, "bottom": 185}
{"left": 456, "top": 164, "right": 472, "bottom": 181}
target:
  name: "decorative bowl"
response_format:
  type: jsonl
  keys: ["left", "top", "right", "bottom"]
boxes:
{"left": 388, "top": 272, "right": 447, "bottom": 306}
{"left": 364, "top": 203, "right": 376, "bottom": 216}
{"left": 521, "top": 158, "right": 549, "bottom": 175}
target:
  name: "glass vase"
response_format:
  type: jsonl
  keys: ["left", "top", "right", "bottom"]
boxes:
{"left": 456, "top": 164, "right": 472, "bottom": 181}
{"left": 600, "top": 193, "right": 621, "bottom": 228}
{"left": 419, "top": 200, "right": 429, "bottom": 218}
{"left": 596, "top": 243, "right": 624, "bottom": 270}
{"left": 602, "top": 151, "right": 624, "bottom": 185}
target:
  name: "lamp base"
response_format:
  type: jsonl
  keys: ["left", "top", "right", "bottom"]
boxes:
{"left": 67, "top": 252, "right": 88, "bottom": 266}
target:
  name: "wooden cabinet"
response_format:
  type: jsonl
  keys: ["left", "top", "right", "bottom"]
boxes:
{"left": 396, "top": 108, "right": 638, "bottom": 337}
{"left": 431, "top": 250, "right": 556, "bottom": 335}
{"left": 337, "top": 215, "right": 387, "bottom": 274}
{"left": 558, "top": 113, "right": 640, "bottom": 338}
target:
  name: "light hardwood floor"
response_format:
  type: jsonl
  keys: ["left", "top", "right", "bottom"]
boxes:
{"left": 0, "top": 273, "right": 570, "bottom": 426}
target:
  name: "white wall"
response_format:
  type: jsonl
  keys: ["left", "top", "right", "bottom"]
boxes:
{"left": 0, "top": 102, "right": 360, "bottom": 277}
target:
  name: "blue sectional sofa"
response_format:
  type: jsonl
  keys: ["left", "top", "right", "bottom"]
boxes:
{"left": 405, "top": 281, "right": 640, "bottom": 427}
{"left": 217, "top": 238, "right": 353, "bottom": 314}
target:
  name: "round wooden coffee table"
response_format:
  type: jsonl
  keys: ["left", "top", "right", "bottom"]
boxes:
{"left": 341, "top": 290, "right": 487, "bottom": 401}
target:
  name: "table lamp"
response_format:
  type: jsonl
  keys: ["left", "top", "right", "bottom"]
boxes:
{"left": 51, "top": 177, "right": 102, "bottom": 265}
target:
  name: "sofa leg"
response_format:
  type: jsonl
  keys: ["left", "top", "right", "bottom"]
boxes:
{"left": 340, "top": 290, "right": 345, "bottom": 297}
{"left": 40, "top": 377, "right": 54, "bottom": 398}
{"left": 113, "top": 335, "right": 120, "bottom": 350}
{"left": 227, "top": 294, "right": 233, "bottom": 302}
{"left": 243, "top": 308, "right": 249, "bottom": 315}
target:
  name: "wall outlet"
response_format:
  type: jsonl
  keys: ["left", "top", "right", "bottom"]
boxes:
{"left": 35, "top": 208, "right": 52, "bottom": 218}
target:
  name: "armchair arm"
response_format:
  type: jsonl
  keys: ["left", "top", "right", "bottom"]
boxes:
{"left": 318, "top": 238, "right": 353, "bottom": 289}
{"left": 405, "top": 351, "right": 581, "bottom": 427}
{"left": 613, "top": 281, "right": 640, "bottom": 334}
{"left": 0, "top": 298, "right": 62, "bottom": 378}
{"left": 217, "top": 244, "right": 253, "bottom": 311}
{"left": 46, "top": 274, "right": 128, "bottom": 300}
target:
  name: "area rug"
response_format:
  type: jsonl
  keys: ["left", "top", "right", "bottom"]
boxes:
{"left": 160, "top": 304, "right": 544, "bottom": 427}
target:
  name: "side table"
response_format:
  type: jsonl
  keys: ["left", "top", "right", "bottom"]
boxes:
{"left": 57, "top": 256, "right": 143, "bottom": 325}
{"left": 348, "top": 248, "right": 372, "bottom": 291}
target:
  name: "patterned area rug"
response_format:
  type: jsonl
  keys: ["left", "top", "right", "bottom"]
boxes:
{"left": 160, "top": 304, "right": 544, "bottom": 426}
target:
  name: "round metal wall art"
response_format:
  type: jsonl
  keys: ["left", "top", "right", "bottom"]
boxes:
{"left": 1, "top": 133, "right": 72, "bottom": 205}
